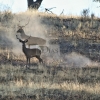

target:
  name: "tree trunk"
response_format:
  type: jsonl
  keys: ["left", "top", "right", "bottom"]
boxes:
{"left": 27, "top": 0, "right": 43, "bottom": 9}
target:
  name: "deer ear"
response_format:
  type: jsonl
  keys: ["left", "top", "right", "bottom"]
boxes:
{"left": 19, "top": 39, "right": 22, "bottom": 42}
{"left": 25, "top": 39, "right": 28, "bottom": 43}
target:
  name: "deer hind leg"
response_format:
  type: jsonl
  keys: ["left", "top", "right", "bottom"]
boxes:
{"left": 26, "top": 57, "right": 30, "bottom": 68}
{"left": 35, "top": 56, "right": 43, "bottom": 64}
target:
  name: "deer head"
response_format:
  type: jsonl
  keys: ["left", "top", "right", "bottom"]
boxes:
{"left": 17, "top": 27, "right": 24, "bottom": 34}
{"left": 16, "top": 35, "right": 30, "bottom": 44}
{"left": 17, "top": 17, "right": 30, "bottom": 34}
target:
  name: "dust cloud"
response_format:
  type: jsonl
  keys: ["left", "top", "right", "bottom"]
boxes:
{"left": 0, "top": 11, "right": 50, "bottom": 55}
{"left": 63, "top": 52, "right": 100, "bottom": 67}
{"left": 0, "top": 11, "right": 99, "bottom": 67}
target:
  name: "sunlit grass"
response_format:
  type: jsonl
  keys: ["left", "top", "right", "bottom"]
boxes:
{"left": 9, "top": 80, "right": 100, "bottom": 95}
{"left": 1, "top": 79, "right": 100, "bottom": 94}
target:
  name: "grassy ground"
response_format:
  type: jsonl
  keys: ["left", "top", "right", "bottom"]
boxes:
{"left": 0, "top": 10, "right": 100, "bottom": 100}
{"left": 0, "top": 64, "right": 100, "bottom": 100}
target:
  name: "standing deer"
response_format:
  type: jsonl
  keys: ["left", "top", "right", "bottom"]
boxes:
{"left": 16, "top": 35, "right": 43, "bottom": 67}
{"left": 17, "top": 16, "right": 46, "bottom": 47}
{"left": 17, "top": 19, "right": 49, "bottom": 52}
{"left": 16, "top": 27, "right": 50, "bottom": 52}
{"left": 17, "top": 27, "right": 46, "bottom": 47}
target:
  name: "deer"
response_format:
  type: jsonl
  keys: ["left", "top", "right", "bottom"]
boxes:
{"left": 16, "top": 35, "right": 43, "bottom": 67}
{"left": 17, "top": 27, "right": 46, "bottom": 47}
{"left": 16, "top": 27, "right": 50, "bottom": 52}
{"left": 16, "top": 18, "right": 50, "bottom": 52}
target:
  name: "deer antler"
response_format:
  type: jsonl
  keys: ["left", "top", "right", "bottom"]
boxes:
{"left": 21, "top": 18, "right": 30, "bottom": 28}
{"left": 17, "top": 17, "right": 31, "bottom": 29}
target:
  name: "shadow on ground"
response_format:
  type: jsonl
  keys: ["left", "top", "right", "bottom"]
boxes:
{"left": 0, "top": 88, "right": 100, "bottom": 100}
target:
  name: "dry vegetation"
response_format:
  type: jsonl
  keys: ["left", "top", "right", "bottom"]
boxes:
{"left": 0, "top": 10, "right": 100, "bottom": 100}
{"left": 0, "top": 65, "right": 100, "bottom": 100}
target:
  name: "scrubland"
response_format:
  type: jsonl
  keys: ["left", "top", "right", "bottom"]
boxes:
{"left": 0, "top": 10, "right": 100, "bottom": 100}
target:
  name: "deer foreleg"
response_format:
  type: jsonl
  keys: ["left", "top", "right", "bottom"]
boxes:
{"left": 26, "top": 57, "right": 28, "bottom": 67}
{"left": 29, "top": 58, "right": 30, "bottom": 67}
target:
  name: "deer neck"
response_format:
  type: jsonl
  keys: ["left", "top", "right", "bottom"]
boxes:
{"left": 22, "top": 44, "right": 27, "bottom": 53}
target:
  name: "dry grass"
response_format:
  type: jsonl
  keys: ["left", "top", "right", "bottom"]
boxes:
{"left": 0, "top": 64, "right": 100, "bottom": 100}
{"left": 0, "top": 10, "right": 100, "bottom": 99}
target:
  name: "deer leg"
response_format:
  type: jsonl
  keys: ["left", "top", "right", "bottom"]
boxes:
{"left": 35, "top": 56, "right": 43, "bottom": 64}
{"left": 29, "top": 58, "right": 30, "bottom": 67}
{"left": 26, "top": 57, "right": 30, "bottom": 69}
{"left": 26, "top": 57, "right": 28, "bottom": 68}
